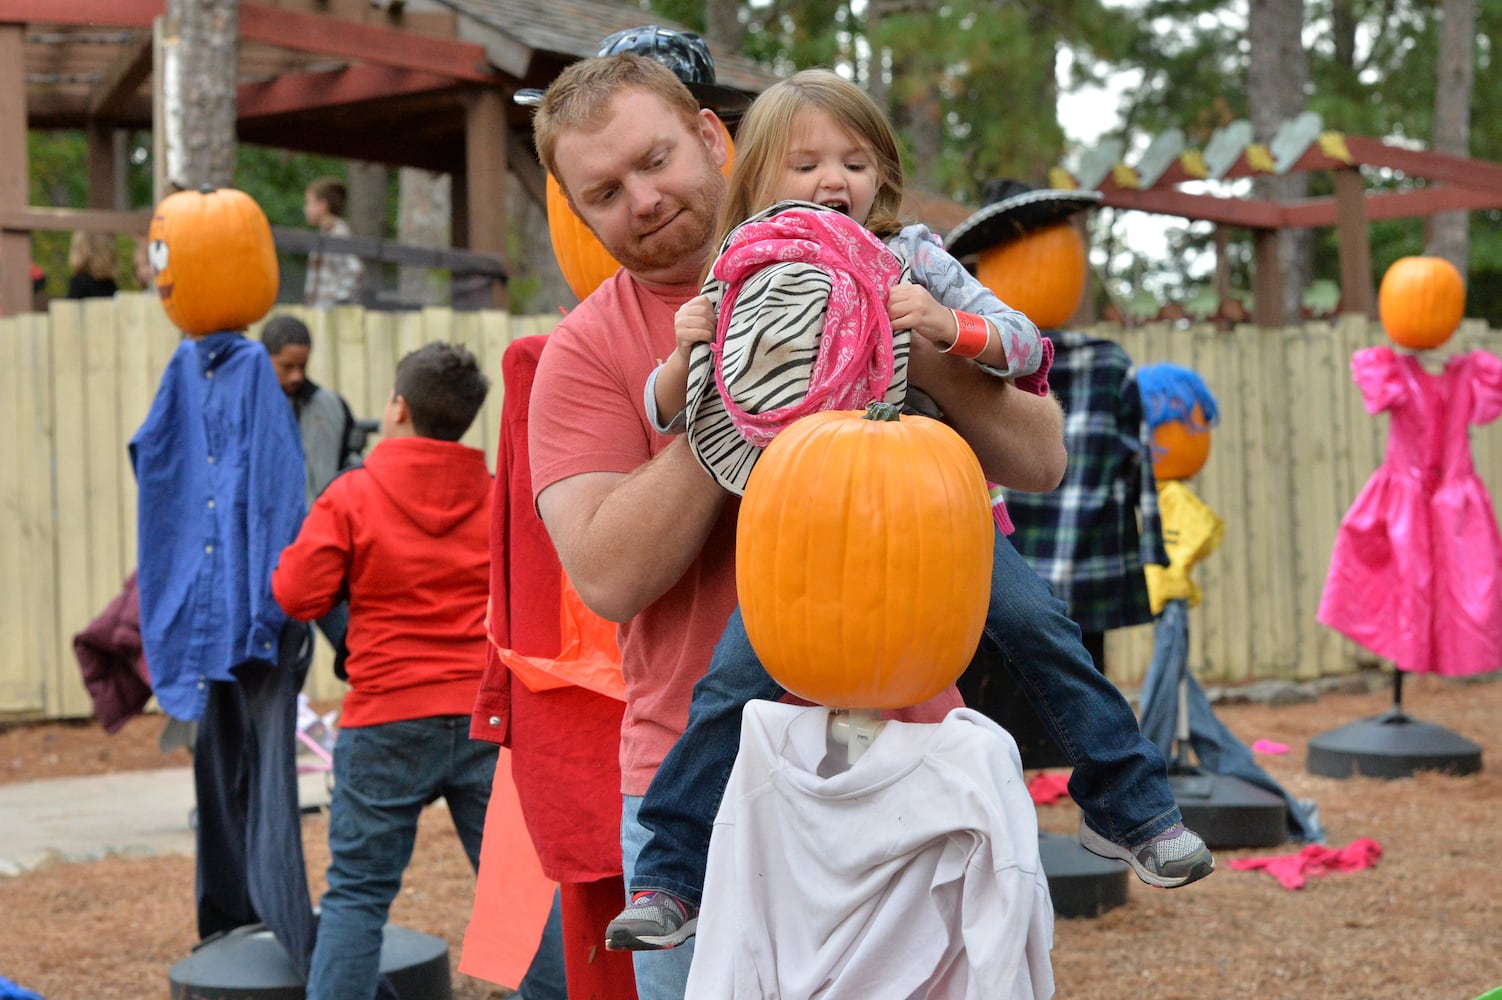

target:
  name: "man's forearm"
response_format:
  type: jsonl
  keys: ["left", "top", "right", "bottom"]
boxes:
{"left": 539, "top": 436, "right": 728, "bottom": 622}
{"left": 914, "top": 354, "right": 1066, "bottom": 491}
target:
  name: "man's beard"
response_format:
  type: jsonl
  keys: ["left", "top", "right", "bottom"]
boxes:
{"left": 611, "top": 168, "right": 727, "bottom": 279}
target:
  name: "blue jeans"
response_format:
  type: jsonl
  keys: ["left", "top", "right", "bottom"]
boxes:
{"left": 631, "top": 528, "right": 1181, "bottom": 907}
{"left": 621, "top": 795, "right": 695, "bottom": 1000}
{"left": 307, "top": 716, "right": 565, "bottom": 1000}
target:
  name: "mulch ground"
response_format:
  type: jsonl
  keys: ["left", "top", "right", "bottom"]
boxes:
{"left": 3, "top": 673, "right": 1501, "bottom": 1000}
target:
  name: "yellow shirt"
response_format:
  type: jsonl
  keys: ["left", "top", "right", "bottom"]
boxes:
{"left": 1145, "top": 479, "right": 1224, "bottom": 615}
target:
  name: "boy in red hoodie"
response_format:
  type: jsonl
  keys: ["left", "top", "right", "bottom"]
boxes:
{"left": 273, "top": 342, "right": 562, "bottom": 1000}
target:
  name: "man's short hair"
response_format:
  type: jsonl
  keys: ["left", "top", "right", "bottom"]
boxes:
{"left": 394, "top": 342, "right": 490, "bottom": 441}
{"left": 306, "top": 177, "right": 348, "bottom": 218}
{"left": 533, "top": 53, "right": 701, "bottom": 190}
{"left": 261, "top": 315, "right": 312, "bottom": 355}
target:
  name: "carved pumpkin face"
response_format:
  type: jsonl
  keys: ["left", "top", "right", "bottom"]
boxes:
{"left": 546, "top": 118, "right": 736, "bottom": 301}
{"left": 974, "top": 223, "right": 1087, "bottom": 330}
{"left": 1378, "top": 255, "right": 1465, "bottom": 350}
{"left": 736, "top": 402, "right": 993, "bottom": 709}
{"left": 148, "top": 186, "right": 278, "bottom": 337}
{"left": 1151, "top": 404, "right": 1213, "bottom": 481}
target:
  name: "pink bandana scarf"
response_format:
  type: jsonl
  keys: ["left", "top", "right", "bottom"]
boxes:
{"left": 710, "top": 207, "right": 903, "bottom": 448}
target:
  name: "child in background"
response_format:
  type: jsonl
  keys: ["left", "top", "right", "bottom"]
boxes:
{"left": 272, "top": 342, "right": 564, "bottom": 1000}
{"left": 607, "top": 68, "right": 1213, "bottom": 953}
{"left": 302, "top": 176, "right": 365, "bottom": 308}
{"left": 66, "top": 231, "right": 118, "bottom": 299}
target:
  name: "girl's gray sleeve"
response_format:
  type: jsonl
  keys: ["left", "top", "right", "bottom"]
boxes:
{"left": 643, "top": 364, "right": 687, "bottom": 435}
{"left": 891, "top": 224, "right": 1046, "bottom": 379}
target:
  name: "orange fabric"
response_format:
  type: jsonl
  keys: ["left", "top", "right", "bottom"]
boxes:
{"left": 492, "top": 574, "right": 625, "bottom": 701}
{"left": 458, "top": 747, "right": 559, "bottom": 988}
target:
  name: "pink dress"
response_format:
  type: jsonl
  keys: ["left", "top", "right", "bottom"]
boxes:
{"left": 1318, "top": 346, "right": 1502, "bottom": 675}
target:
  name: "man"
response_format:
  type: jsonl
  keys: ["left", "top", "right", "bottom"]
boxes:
{"left": 261, "top": 314, "right": 367, "bottom": 675}
{"left": 261, "top": 315, "right": 365, "bottom": 506}
{"left": 526, "top": 54, "right": 1069, "bottom": 999}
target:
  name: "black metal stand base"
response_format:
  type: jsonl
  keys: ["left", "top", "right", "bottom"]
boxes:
{"left": 168, "top": 922, "right": 451, "bottom": 999}
{"left": 1169, "top": 768, "right": 1288, "bottom": 849}
{"left": 1307, "top": 709, "right": 1483, "bottom": 779}
{"left": 1039, "top": 831, "right": 1130, "bottom": 919}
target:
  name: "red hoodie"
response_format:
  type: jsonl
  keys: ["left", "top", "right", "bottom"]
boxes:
{"left": 273, "top": 435, "right": 492, "bottom": 727}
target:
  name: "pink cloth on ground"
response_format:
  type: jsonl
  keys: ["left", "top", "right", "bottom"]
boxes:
{"left": 1229, "top": 837, "right": 1382, "bottom": 890}
{"left": 1252, "top": 739, "right": 1289, "bottom": 755}
{"left": 1027, "top": 772, "right": 1071, "bottom": 806}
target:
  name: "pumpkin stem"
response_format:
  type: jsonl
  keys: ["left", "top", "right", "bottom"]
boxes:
{"left": 864, "top": 401, "right": 901, "bottom": 422}
{"left": 198, "top": 183, "right": 216, "bottom": 195}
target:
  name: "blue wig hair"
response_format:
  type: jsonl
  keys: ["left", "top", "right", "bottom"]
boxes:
{"left": 1137, "top": 363, "right": 1219, "bottom": 434}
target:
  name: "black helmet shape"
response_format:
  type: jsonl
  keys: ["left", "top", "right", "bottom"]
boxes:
{"left": 597, "top": 26, "right": 717, "bottom": 87}
{"left": 515, "top": 24, "right": 752, "bottom": 118}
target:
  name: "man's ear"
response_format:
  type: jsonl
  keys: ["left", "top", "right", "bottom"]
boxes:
{"left": 390, "top": 394, "right": 411, "bottom": 426}
{"left": 698, "top": 109, "right": 729, "bottom": 170}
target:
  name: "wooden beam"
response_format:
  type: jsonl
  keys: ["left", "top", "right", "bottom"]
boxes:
{"left": 463, "top": 88, "right": 507, "bottom": 309}
{"left": 237, "top": 121, "right": 458, "bottom": 173}
{"left": 237, "top": 3, "right": 497, "bottom": 84}
{"left": 238, "top": 64, "right": 458, "bottom": 120}
{"left": 1, "top": 26, "right": 30, "bottom": 316}
{"left": 507, "top": 129, "right": 546, "bottom": 210}
{"left": 0, "top": 0, "right": 163, "bottom": 26}
{"left": 1333, "top": 169, "right": 1374, "bottom": 318}
{"left": 1251, "top": 228, "right": 1282, "bottom": 327}
{"left": 1343, "top": 134, "right": 1502, "bottom": 190}
{"left": 88, "top": 36, "right": 153, "bottom": 120}
{"left": 1098, "top": 187, "right": 1286, "bottom": 229}
{"left": 86, "top": 122, "right": 116, "bottom": 208}
{"left": 1, "top": 207, "right": 153, "bottom": 234}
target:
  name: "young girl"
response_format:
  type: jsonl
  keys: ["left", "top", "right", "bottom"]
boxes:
{"left": 608, "top": 68, "right": 1212, "bottom": 953}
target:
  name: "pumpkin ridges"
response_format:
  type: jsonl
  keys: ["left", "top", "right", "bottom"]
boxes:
{"left": 1378, "top": 255, "right": 1465, "bottom": 350}
{"left": 738, "top": 408, "right": 992, "bottom": 708}
{"left": 149, "top": 186, "right": 278, "bottom": 336}
{"left": 974, "top": 223, "right": 1087, "bottom": 329}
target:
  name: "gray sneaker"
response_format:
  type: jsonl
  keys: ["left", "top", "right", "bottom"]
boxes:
{"left": 1078, "top": 820, "right": 1215, "bottom": 888}
{"left": 605, "top": 891, "right": 699, "bottom": 951}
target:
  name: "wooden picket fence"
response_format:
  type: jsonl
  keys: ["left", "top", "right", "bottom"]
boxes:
{"left": 0, "top": 295, "right": 558, "bottom": 720}
{"left": 2, "top": 296, "right": 1499, "bottom": 721}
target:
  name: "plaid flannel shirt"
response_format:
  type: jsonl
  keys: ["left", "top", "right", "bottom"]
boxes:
{"left": 1003, "top": 332, "right": 1167, "bottom": 632}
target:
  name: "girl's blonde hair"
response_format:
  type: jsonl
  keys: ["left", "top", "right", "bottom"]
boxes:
{"left": 714, "top": 68, "right": 906, "bottom": 252}
{"left": 68, "top": 231, "right": 117, "bottom": 281}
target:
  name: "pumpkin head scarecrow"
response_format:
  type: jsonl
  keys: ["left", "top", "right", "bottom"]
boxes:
{"left": 1133, "top": 364, "right": 1325, "bottom": 843}
{"left": 518, "top": 26, "right": 747, "bottom": 301}
{"left": 1137, "top": 363, "right": 1223, "bottom": 616}
{"left": 147, "top": 185, "right": 278, "bottom": 337}
{"left": 1318, "top": 259, "right": 1502, "bottom": 677}
{"left": 1377, "top": 255, "right": 1465, "bottom": 351}
{"left": 948, "top": 180, "right": 1167, "bottom": 678}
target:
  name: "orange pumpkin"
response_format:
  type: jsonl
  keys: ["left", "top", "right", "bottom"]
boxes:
{"left": 547, "top": 119, "right": 736, "bottom": 300}
{"left": 148, "top": 185, "right": 278, "bottom": 337}
{"left": 737, "top": 402, "right": 994, "bottom": 709}
{"left": 974, "top": 222, "right": 1087, "bottom": 329}
{"left": 1378, "top": 255, "right": 1465, "bottom": 350}
{"left": 1150, "top": 403, "right": 1213, "bottom": 481}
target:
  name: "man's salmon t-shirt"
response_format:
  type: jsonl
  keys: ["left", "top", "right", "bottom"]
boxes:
{"left": 528, "top": 268, "right": 741, "bottom": 798}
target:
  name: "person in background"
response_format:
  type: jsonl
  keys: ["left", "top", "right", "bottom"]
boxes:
{"left": 272, "top": 342, "right": 564, "bottom": 1000}
{"left": 261, "top": 314, "right": 367, "bottom": 678}
{"left": 261, "top": 315, "right": 365, "bottom": 504}
{"left": 303, "top": 177, "right": 365, "bottom": 308}
{"left": 132, "top": 238, "right": 155, "bottom": 290}
{"left": 67, "top": 231, "right": 118, "bottom": 299}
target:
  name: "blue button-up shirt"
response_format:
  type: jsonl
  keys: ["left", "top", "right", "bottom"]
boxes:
{"left": 130, "top": 332, "right": 306, "bottom": 720}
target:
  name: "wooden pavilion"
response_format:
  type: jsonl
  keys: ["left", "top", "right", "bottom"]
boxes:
{"left": 1050, "top": 114, "right": 1502, "bottom": 326}
{"left": 0, "top": 0, "right": 778, "bottom": 314}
